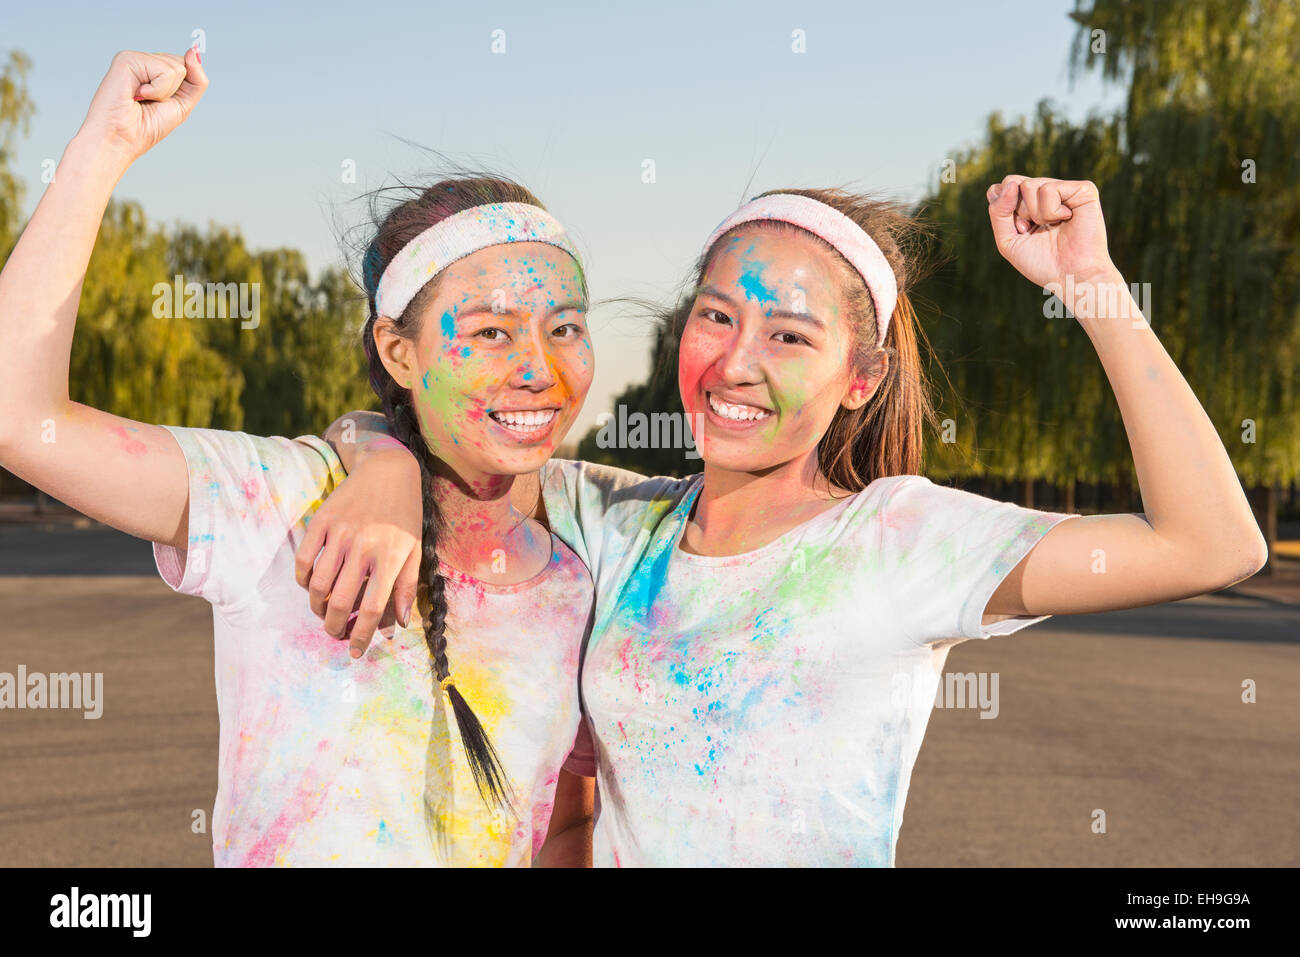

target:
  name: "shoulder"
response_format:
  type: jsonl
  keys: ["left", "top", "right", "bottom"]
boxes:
{"left": 547, "top": 531, "right": 596, "bottom": 588}
{"left": 871, "top": 473, "right": 992, "bottom": 516}
{"left": 542, "top": 458, "right": 698, "bottom": 512}
{"left": 163, "top": 426, "right": 347, "bottom": 516}
{"left": 162, "top": 426, "right": 341, "bottom": 475}
{"left": 815, "top": 473, "right": 925, "bottom": 530}
{"left": 549, "top": 529, "right": 590, "bottom": 573}
{"left": 154, "top": 429, "right": 345, "bottom": 608}
{"left": 539, "top": 459, "right": 700, "bottom": 571}
{"left": 871, "top": 473, "right": 1072, "bottom": 559}
{"left": 813, "top": 474, "right": 992, "bottom": 555}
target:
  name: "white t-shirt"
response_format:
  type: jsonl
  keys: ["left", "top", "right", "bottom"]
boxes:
{"left": 153, "top": 427, "right": 593, "bottom": 866}
{"left": 539, "top": 460, "right": 1079, "bottom": 866}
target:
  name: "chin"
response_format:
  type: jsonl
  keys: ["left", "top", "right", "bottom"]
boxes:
{"left": 489, "top": 446, "right": 556, "bottom": 474}
{"left": 695, "top": 445, "right": 764, "bottom": 474}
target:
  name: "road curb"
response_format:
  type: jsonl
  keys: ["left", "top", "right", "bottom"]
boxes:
{"left": 1214, "top": 585, "right": 1300, "bottom": 609}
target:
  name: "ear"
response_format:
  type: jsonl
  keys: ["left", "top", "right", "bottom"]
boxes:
{"left": 842, "top": 348, "right": 888, "bottom": 411}
{"left": 372, "top": 317, "right": 419, "bottom": 390}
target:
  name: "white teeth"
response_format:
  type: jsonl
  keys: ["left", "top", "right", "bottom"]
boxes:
{"left": 491, "top": 409, "right": 557, "bottom": 432}
{"left": 708, "top": 394, "right": 771, "bottom": 422}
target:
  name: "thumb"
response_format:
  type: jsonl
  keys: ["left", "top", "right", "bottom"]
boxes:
{"left": 987, "top": 178, "right": 1022, "bottom": 246}
{"left": 170, "top": 45, "right": 209, "bottom": 112}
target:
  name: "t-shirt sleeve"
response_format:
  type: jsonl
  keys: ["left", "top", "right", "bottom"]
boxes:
{"left": 877, "top": 475, "right": 1081, "bottom": 644}
{"left": 152, "top": 427, "right": 347, "bottom": 612}
{"left": 560, "top": 715, "right": 597, "bottom": 777}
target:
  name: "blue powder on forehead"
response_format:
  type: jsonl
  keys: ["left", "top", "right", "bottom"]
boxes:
{"left": 739, "top": 257, "right": 779, "bottom": 306}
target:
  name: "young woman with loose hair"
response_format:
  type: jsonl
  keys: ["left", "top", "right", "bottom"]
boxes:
{"left": 0, "top": 47, "right": 599, "bottom": 866}
{"left": 299, "top": 166, "right": 1266, "bottom": 865}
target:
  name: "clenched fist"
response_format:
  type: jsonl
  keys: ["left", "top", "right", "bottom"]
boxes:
{"left": 986, "top": 175, "right": 1115, "bottom": 290}
{"left": 77, "top": 46, "right": 208, "bottom": 167}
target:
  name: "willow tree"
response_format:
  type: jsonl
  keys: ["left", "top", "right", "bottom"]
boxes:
{"left": 72, "top": 201, "right": 242, "bottom": 432}
{"left": 0, "top": 50, "right": 34, "bottom": 261}
{"left": 575, "top": 299, "right": 701, "bottom": 477}
{"left": 168, "top": 224, "right": 375, "bottom": 437}
{"left": 0, "top": 51, "right": 39, "bottom": 503}
{"left": 917, "top": 103, "right": 1125, "bottom": 511}
{"left": 1069, "top": 0, "right": 1300, "bottom": 567}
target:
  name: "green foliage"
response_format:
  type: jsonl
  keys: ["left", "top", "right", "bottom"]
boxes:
{"left": 921, "top": 1, "right": 1299, "bottom": 486}
{"left": 69, "top": 207, "right": 376, "bottom": 438}
{"left": 575, "top": 300, "right": 702, "bottom": 478}
{"left": 578, "top": 3, "right": 1299, "bottom": 489}
{"left": 917, "top": 104, "right": 1127, "bottom": 484}
{"left": 0, "top": 50, "right": 35, "bottom": 258}
{"left": 1068, "top": 0, "right": 1300, "bottom": 485}
{"left": 1069, "top": 0, "right": 1300, "bottom": 118}
{"left": 0, "top": 48, "right": 377, "bottom": 441}
{"left": 74, "top": 201, "right": 241, "bottom": 430}
{"left": 167, "top": 225, "right": 376, "bottom": 436}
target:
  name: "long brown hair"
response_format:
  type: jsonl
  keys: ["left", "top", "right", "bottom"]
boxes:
{"left": 357, "top": 176, "right": 578, "bottom": 810}
{"left": 667, "top": 187, "right": 941, "bottom": 490}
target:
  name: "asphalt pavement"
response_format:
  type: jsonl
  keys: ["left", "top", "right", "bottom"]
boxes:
{"left": 0, "top": 523, "right": 1295, "bottom": 867}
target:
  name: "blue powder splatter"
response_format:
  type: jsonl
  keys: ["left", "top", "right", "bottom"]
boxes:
{"left": 739, "top": 256, "right": 779, "bottom": 306}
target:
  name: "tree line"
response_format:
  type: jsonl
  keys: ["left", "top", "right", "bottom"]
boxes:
{"left": 2, "top": 2, "right": 1296, "bottom": 563}
{"left": 577, "top": 0, "right": 1299, "bottom": 567}
{"left": 0, "top": 47, "right": 375, "bottom": 492}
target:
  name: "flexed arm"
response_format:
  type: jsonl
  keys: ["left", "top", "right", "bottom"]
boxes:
{"left": 982, "top": 176, "right": 1267, "bottom": 619}
{"left": 0, "top": 48, "right": 209, "bottom": 548}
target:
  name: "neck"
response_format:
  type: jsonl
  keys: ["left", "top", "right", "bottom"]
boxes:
{"left": 691, "top": 449, "right": 832, "bottom": 548}
{"left": 427, "top": 465, "right": 530, "bottom": 571}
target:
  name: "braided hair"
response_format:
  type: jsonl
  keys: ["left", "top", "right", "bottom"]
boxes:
{"left": 358, "top": 175, "right": 556, "bottom": 810}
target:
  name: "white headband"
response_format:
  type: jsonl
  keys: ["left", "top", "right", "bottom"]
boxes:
{"left": 702, "top": 193, "right": 898, "bottom": 349}
{"left": 374, "top": 202, "right": 581, "bottom": 319}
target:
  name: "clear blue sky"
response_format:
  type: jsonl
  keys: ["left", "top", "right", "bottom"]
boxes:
{"left": 6, "top": 0, "right": 1124, "bottom": 440}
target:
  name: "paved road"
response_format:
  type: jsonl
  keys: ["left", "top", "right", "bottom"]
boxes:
{"left": 0, "top": 525, "right": 1295, "bottom": 867}
{"left": 0, "top": 525, "right": 160, "bottom": 576}
{"left": 900, "top": 597, "right": 1298, "bottom": 867}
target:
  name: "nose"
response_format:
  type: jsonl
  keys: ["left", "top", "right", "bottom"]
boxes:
{"left": 509, "top": 327, "right": 558, "bottom": 391}
{"left": 718, "top": 324, "right": 765, "bottom": 387}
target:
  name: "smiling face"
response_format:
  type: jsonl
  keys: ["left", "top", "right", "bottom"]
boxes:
{"left": 677, "top": 226, "right": 885, "bottom": 476}
{"left": 376, "top": 241, "right": 593, "bottom": 484}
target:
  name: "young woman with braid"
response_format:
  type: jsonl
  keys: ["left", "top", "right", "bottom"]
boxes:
{"left": 0, "top": 47, "right": 597, "bottom": 866}
{"left": 304, "top": 178, "right": 1267, "bottom": 866}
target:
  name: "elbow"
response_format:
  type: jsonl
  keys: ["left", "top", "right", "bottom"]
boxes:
{"left": 1216, "top": 531, "right": 1270, "bottom": 587}
{"left": 0, "top": 414, "right": 20, "bottom": 463}
{"left": 0, "top": 391, "right": 20, "bottom": 457}
{"left": 1244, "top": 532, "right": 1270, "bottom": 577}
{"left": 0, "top": 400, "right": 66, "bottom": 465}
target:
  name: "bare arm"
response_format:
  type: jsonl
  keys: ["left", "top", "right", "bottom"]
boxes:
{"left": 293, "top": 410, "right": 547, "bottom": 655}
{"left": 983, "top": 177, "right": 1267, "bottom": 620}
{"left": 0, "top": 49, "right": 209, "bottom": 549}
{"left": 318, "top": 410, "right": 399, "bottom": 472}
{"left": 532, "top": 770, "right": 594, "bottom": 868}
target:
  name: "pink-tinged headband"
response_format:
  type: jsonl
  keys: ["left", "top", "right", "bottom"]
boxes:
{"left": 702, "top": 193, "right": 898, "bottom": 349}
{"left": 375, "top": 202, "right": 581, "bottom": 319}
